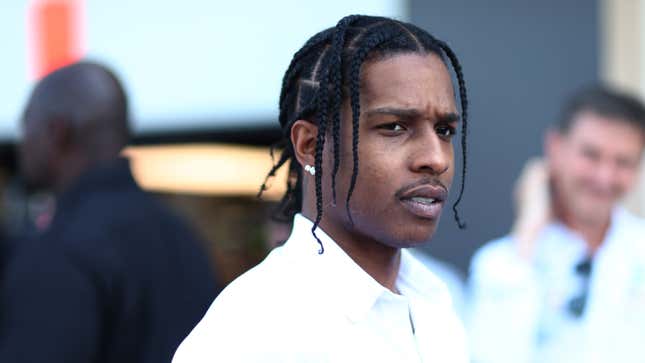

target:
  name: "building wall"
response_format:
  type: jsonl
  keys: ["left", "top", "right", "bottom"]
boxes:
{"left": 601, "top": 0, "right": 645, "bottom": 216}
{"left": 409, "top": 0, "right": 600, "bottom": 272}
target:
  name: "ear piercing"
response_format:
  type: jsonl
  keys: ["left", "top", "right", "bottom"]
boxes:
{"left": 304, "top": 164, "right": 316, "bottom": 176}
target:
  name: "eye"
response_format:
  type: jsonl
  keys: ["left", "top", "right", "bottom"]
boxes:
{"left": 436, "top": 125, "right": 457, "bottom": 139}
{"left": 377, "top": 122, "right": 407, "bottom": 134}
{"left": 581, "top": 146, "right": 600, "bottom": 162}
{"left": 616, "top": 156, "right": 637, "bottom": 170}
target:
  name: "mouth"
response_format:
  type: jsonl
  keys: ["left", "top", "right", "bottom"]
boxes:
{"left": 397, "top": 183, "right": 447, "bottom": 220}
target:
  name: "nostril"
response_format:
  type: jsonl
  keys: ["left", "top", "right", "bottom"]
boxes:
{"left": 417, "top": 164, "right": 449, "bottom": 175}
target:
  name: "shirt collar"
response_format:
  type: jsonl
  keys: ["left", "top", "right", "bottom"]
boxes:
{"left": 283, "top": 213, "right": 446, "bottom": 322}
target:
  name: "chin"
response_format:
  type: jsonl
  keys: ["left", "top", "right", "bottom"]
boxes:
{"left": 348, "top": 211, "right": 439, "bottom": 249}
{"left": 385, "top": 224, "right": 438, "bottom": 248}
{"left": 396, "top": 240, "right": 431, "bottom": 249}
{"left": 575, "top": 202, "right": 613, "bottom": 224}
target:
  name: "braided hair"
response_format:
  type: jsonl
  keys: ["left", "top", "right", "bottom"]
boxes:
{"left": 259, "top": 15, "right": 469, "bottom": 253}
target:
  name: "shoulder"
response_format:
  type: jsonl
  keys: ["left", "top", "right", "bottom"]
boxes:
{"left": 468, "top": 236, "right": 540, "bottom": 288}
{"left": 470, "top": 236, "right": 516, "bottom": 270}
{"left": 173, "top": 247, "right": 329, "bottom": 361}
{"left": 213, "top": 251, "right": 291, "bottom": 306}
{"left": 616, "top": 208, "right": 645, "bottom": 236}
{"left": 54, "top": 185, "right": 201, "bottom": 257}
{"left": 191, "top": 245, "right": 326, "bottom": 326}
{"left": 613, "top": 209, "right": 645, "bottom": 256}
{"left": 2, "top": 238, "right": 97, "bottom": 301}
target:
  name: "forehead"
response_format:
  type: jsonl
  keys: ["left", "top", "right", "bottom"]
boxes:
{"left": 566, "top": 111, "right": 645, "bottom": 153}
{"left": 360, "top": 53, "right": 457, "bottom": 114}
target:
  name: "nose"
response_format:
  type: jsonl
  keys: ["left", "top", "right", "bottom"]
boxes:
{"left": 409, "top": 128, "right": 451, "bottom": 175}
{"left": 592, "top": 160, "right": 616, "bottom": 192}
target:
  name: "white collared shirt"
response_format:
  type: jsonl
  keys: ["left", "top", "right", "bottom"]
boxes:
{"left": 468, "top": 208, "right": 645, "bottom": 363}
{"left": 173, "top": 214, "right": 468, "bottom": 362}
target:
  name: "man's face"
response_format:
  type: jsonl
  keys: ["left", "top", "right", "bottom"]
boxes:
{"left": 320, "top": 52, "right": 458, "bottom": 248}
{"left": 548, "top": 111, "right": 644, "bottom": 224}
{"left": 19, "top": 104, "right": 54, "bottom": 191}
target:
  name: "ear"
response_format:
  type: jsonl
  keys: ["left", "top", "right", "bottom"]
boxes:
{"left": 544, "top": 128, "right": 561, "bottom": 165}
{"left": 291, "top": 119, "right": 318, "bottom": 170}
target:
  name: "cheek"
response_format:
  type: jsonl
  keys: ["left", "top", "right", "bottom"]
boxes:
{"left": 614, "top": 167, "right": 639, "bottom": 192}
{"left": 444, "top": 143, "right": 456, "bottom": 186}
{"left": 329, "top": 143, "right": 403, "bottom": 219}
{"left": 20, "top": 139, "right": 36, "bottom": 164}
{"left": 354, "top": 149, "right": 399, "bottom": 199}
{"left": 572, "top": 151, "right": 593, "bottom": 171}
{"left": 562, "top": 151, "right": 595, "bottom": 183}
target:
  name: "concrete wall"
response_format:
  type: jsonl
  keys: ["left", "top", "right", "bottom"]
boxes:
{"left": 409, "top": 0, "right": 600, "bottom": 272}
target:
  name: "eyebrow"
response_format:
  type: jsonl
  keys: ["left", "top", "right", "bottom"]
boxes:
{"left": 366, "top": 107, "right": 460, "bottom": 123}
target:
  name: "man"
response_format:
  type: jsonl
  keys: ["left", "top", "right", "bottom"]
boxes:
{"left": 468, "top": 86, "right": 645, "bottom": 363}
{"left": 174, "top": 15, "right": 470, "bottom": 362}
{"left": 0, "top": 61, "right": 219, "bottom": 363}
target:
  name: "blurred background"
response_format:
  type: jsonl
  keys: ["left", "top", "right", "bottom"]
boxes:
{"left": 0, "top": 0, "right": 642, "bottom": 285}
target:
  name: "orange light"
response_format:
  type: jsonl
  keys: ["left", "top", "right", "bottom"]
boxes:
{"left": 123, "top": 144, "right": 289, "bottom": 200}
{"left": 28, "top": 0, "right": 84, "bottom": 80}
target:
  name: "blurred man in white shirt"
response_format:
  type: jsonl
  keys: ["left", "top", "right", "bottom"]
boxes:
{"left": 469, "top": 86, "right": 645, "bottom": 363}
{"left": 173, "top": 15, "right": 472, "bottom": 362}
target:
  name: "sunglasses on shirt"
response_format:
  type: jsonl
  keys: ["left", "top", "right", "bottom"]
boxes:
{"left": 566, "top": 257, "right": 593, "bottom": 318}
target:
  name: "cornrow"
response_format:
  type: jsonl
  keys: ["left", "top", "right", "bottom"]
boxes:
{"left": 260, "top": 34, "right": 334, "bottom": 221}
{"left": 257, "top": 142, "right": 290, "bottom": 198}
{"left": 436, "top": 40, "right": 468, "bottom": 229}
{"left": 329, "top": 16, "right": 360, "bottom": 204}
{"left": 259, "top": 15, "right": 470, "bottom": 251}
{"left": 346, "top": 25, "right": 402, "bottom": 225}
{"left": 311, "top": 46, "right": 334, "bottom": 253}
{"left": 279, "top": 31, "right": 334, "bottom": 119}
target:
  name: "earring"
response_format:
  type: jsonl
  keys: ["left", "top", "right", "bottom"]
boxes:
{"left": 304, "top": 164, "right": 316, "bottom": 176}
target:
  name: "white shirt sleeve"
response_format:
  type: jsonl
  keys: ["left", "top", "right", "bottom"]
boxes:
{"left": 466, "top": 238, "right": 541, "bottom": 363}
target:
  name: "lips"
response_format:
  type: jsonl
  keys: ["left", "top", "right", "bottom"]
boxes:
{"left": 397, "top": 184, "right": 447, "bottom": 220}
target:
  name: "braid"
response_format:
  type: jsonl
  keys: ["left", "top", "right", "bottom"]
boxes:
{"left": 311, "top": 50, "right": 334, "bottom": 253}
{"left": 261, "top": 31, "right": 334, "bottom": 223}
{"left": 329, "top": 16, "right": 360, "bottom": 204}
{"left": 257, "top": 143, "right": 291, "bottom": 198}
{"left": 279, "top": 31, "right": 333, "bottom": 116}
{"left": 437, "top": 40, "right": 468, "bottom": 229}
{"left": 273, "top": 160, "right": 301, "bottom": 222}
{"left": 345, "top": 25, "right": 401, "bottom": 225}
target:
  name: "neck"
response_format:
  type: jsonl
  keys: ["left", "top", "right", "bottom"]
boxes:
{"left": 332, "top": 228, "right": 402, "bottom": 292}
{"left": 302, "top": 208, "right": 401, "bottom": 292}
{"left": 51, "top": 144, "right": 122, "bottom": 194}
{"left": 53, "top": 159, "right": 88, "bottom": 194}
{"left": 53, "top": 153, "right": 115, "bottom": 194}
{"left": 557, "top": 206, "right": 611, "bottom": 254}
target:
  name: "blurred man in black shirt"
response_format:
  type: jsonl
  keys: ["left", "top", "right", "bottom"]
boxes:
{"left": 0, "top": 61, "right": 219, "bottom": 363}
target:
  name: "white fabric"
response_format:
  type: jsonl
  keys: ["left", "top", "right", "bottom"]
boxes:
{"left": 409, "top": 249, "right": 466, "bottom": 321}
{"left": 173, "top": 214, "right": 468, "bottom": 363}
{"left": 468, "top": 208, "right": 645, "bottom": 363}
